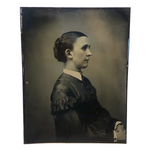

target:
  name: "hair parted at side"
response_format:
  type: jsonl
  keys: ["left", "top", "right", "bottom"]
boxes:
{"left": 53, "top": 31, "right": 87, "bottom": 63}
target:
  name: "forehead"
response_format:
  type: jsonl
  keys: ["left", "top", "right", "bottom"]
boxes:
{"left": 74, "top": 36, "right": 90, "bottom": 47}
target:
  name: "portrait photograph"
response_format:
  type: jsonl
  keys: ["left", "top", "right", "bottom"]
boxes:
{"left": 20, "top": 7, "right": 130, "bottom": 144}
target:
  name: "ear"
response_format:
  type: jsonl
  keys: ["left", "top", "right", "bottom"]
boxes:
{"left": 65, "top": 49, "right": 73, "bottom": 59}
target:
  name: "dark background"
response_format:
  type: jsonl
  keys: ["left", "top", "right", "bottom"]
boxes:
{"left": 21, "top": 8, "right": 130, "bottom": 144}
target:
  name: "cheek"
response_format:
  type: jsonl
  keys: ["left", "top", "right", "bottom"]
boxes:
{"left": 75, "top": 52, "right": 86, "bottom": 59}
{"left": 72, "top": 50, "right": 86, "bottom": 65}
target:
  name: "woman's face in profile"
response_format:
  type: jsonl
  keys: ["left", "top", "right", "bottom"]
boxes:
{"left": 71, "top": 36, "right": 92, "bottom": 70}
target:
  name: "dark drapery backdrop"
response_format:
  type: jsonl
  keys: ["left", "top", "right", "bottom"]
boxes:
{"left": 21, "top": 8, "right": 130, "bottom": 144}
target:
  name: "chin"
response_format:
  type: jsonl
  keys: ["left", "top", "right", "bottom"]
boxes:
{"left": 81, "top": 65, "right": 88, "bottom": 69}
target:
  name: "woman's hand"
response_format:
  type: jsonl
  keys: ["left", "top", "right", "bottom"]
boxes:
{"left": 116, "top": 124, "right": 126, "bottom": 142}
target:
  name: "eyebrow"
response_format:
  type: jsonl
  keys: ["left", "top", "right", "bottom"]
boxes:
{"left": 81, "top": 44, "right": 91, "bottom": 49}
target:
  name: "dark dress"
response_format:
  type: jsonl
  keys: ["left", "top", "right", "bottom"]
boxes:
{"left": 51, "top": 73, "right": 119, "bottom": 143}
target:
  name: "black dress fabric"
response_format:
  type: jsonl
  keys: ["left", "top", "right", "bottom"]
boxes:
{"left": 51, "top": 73, "right": 118, "bottom": 143}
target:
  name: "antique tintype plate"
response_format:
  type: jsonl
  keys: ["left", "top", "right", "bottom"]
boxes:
{"left": 20, "top": 7, "right": 130, "bottom": 144}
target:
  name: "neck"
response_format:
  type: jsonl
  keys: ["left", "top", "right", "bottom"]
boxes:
{"left": 64, "top": 61, "right": 81, "bottom": 72}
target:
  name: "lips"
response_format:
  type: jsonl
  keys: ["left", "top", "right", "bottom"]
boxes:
{"left": 85, "top": 59, "right": 89, "bottom": 61}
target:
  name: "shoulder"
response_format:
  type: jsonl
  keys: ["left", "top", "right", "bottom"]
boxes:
{"left": 50, "top": 74, "right": 79, "bottom": 115}
{"left": 52, "top": 73, "right": 72, "bottom": 94}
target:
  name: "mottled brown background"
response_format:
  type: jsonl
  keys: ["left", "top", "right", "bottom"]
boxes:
{"left": 21, "top": 8, "right": 130, "bottom": 144}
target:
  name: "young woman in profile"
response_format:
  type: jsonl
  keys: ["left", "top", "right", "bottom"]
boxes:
{"left": 50, "top": 31, "right": 125, "bottom": 143}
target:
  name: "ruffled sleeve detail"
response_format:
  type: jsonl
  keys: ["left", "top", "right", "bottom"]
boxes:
{"left": 51, "top": 90, "right": 79, "bottom": 115}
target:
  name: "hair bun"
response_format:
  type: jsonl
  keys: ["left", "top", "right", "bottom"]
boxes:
{"left": 55, "top": 37, "right": 62, "bottom": 48}
{"left": 53, "top": 37, "right": 62, "bottom": 60}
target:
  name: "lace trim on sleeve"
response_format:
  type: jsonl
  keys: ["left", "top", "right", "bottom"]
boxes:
{"left": 51, "top": 93, "right": 79, "bottom": 115}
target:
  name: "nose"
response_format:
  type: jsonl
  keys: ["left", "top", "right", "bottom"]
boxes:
{"left": 87, "top": 48, "right": 92, "bottom": 56}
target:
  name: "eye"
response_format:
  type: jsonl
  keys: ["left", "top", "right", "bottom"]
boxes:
{"left": 81, "top": 45, "right": 88, "bottom": 51}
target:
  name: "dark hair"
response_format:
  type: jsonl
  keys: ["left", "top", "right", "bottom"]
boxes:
{"left": 53, "top": 31, "right": 87, "bottom": 63}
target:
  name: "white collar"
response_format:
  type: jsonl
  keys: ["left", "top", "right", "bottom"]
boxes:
{"left": 63, "top": 69, "right": 82, "bottom": 81}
